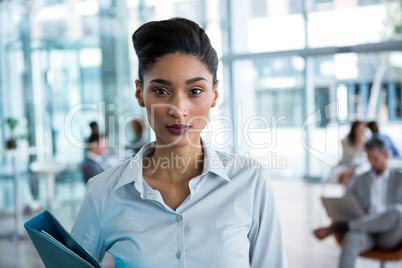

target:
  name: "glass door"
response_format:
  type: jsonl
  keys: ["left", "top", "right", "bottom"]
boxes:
{"left": 31, "top": 42, "right": 103, "bottom": 163}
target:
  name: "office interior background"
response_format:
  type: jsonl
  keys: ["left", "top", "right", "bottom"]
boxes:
{"left": 0, "top": 0, "right": 402, "bottom": 267}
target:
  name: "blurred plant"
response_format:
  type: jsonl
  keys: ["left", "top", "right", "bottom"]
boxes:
{"left": 6, "top": 117, "right": 18, "bottom": 139}
{"left": 1, "top": 117, "right": 27, "bottom": 148}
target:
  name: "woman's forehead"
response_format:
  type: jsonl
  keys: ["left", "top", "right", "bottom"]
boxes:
{"left": 143, "top": 53, "right": 213, "bottom": 81}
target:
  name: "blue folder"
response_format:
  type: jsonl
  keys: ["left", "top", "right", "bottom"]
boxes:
{"left": 24, "top": 210, "right": 101, "bottom": 268}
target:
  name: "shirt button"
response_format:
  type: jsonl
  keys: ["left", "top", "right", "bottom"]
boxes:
{"left": 193, "top": 186, "right": 198, "bottom": 192}
{"left": 176, "top": 251, "right": 181, "bottom": 259}
{"left": 175, "top": 215, "right": 182, "bottom": 222}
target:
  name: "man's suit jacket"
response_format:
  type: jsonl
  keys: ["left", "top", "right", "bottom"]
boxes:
{"left": 345, "top": 168, "right": 402, "bottom": 214}
{"left": 82, "top": 157, "right": 106, "bottom": 183}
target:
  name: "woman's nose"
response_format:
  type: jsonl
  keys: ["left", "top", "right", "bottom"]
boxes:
{"left": 168, "top": 95, "right": 188, "bottom": 119}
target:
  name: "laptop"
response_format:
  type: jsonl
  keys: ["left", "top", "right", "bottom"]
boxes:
{"left": 321, "top": 196, "right": 362, "bottom": 221}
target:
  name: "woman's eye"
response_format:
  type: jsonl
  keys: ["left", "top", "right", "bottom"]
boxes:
{"left": 153, "top": 88, "right": 168, "bottom": 95}
{"left": 189, "top": 88, "right": 203, "bottom": 95}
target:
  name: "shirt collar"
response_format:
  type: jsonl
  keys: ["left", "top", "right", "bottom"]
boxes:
{"left": 371, "top": 166, "right": 390, "bottom": 180}
{"left": 113, "top": 138, "right": 230, "bottom": 191}
{"left": 201, "top": 141, "right": 231, "bottom": 182}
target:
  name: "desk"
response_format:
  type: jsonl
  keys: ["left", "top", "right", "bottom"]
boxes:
{"left": 0, "top": 147, "right": 38, "bottom": 239}
{"left": 30, "top": 161, "right": 67, "bottom": 208}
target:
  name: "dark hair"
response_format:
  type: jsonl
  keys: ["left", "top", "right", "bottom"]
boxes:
{"left": 367, "top": 121, "right": 379, "bottom": 133}
{"left": 347, "top": 120, "right": 364, "bottom": 145}
{"left": 132, "top": 118, "right": 146, "bottom": 133}
{"left": 132, "top": 18, "right": 218, "bottom": 85}
{"left": 89, "top": 121, "right": 98, "bottom": 128}
{"left": 88, "top": 133, "right": 106, "bottom": 144}
{"left": 364, "top": 138, "right": 387, "bottom": 153}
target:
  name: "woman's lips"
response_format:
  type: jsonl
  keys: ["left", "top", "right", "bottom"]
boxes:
{"left": 166, "top": 124, "right": 190, "bottom": 135}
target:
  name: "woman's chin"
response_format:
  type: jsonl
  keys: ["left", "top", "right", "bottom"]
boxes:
{"left": 156, "top": 133, "right": 201, "bottom": 148}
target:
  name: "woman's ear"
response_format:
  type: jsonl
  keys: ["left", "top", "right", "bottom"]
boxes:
{"left": 212, "top": 81, "right": 219, "bottom": 107}
{"left": 135, "top": 80, "right": 144, "bottom": 107}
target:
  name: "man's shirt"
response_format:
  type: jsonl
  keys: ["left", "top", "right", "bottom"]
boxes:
{"left": 369, "top": 167, "right": 390, "bottom": 214}
{"left": 371, "top": 133, "right": 400, "bottom": 157}
{"left": 72, "top": 141, "right": 287, "bottom": 268}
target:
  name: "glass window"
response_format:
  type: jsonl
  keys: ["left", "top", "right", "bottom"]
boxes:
{"left": 40, "top": 20, "right": 67, "bottom": 40}
{"left": 289, "top": 0, "right": 304, "bottom": 14}
{"left": 256, "top": 89, "right": 302, "bottom": 127}
{"left": 252, "top": 0, "right": 267, "bottom": 18}
{"left": 313, "top": 0, "right": 334, "bottom": 11}
{"left": 42, "top": 0, "right": 65, "bottom": 6}
{"left": 82, "top": 16, "right": 100, "bottom": 38}
{"left": 231, "top": 1, "right": 305, "bottom": 53}
{"left": 394, "top": 83, "right": 402, "bottom": 119}
{"left": 143, "top": 0, "right": 204, "bottom": 25}
{"left": 358, "top": 0, "right": 388, "bottom": 6}
{"left": 309, "top": 52, "right": 402, "bottom": 121}
{"left": 232, "top": 57, "right": 305, "bottom": 177}
{"left": 173, "top": 1, "right": 203, "bottom": 23}
{"left": 314, "top": 87, "right": 330, "bottom": 127}
{"left": 308, "top": 1, "right": 402, "bottom": 47}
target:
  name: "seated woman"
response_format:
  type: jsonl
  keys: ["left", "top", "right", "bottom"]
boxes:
{"left": 71, "top": 18, "right": 287, "bottom": 267}
{"left": 330, "top": 120, "right": 367, "bottom": 187}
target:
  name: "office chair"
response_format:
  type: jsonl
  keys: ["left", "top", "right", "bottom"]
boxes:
{"left": 335, "top": 232, "right": 402, "bottom": 268}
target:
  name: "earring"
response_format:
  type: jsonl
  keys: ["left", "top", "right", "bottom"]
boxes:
{"left": 139, "top": 101, "right": 144, "bottom": 107}
{"left": 211, "top": 101, "right": 217, "bottom": 107}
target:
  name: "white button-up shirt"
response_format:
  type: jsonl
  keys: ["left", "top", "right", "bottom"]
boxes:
{"left": 369, "top": 167, "right": 390, "bottom": 214}
{"left": 71, "top": 141, "right": 287, "bottom": 268}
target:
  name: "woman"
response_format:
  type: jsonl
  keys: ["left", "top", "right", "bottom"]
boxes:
{"left": 72, "top": 18, "right": 287, "bottom": 267}
{"left": 332, "top": 120, "right": 367, "bottom": 187}
{"left": 339, "top": 120, "right": 366, "bottom": 166}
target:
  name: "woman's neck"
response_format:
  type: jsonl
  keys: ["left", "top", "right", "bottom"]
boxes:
{"left": 144, "top": 139, "right": 204, "bottom": 182}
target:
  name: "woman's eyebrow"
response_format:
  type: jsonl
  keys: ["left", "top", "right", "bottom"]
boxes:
{"left": 149, "top": 79, "right": 172, "bottom": 85}
{"left": 186, "top": 77, "right": 208, "bottom": 84}
{"left": 149, "top": 77, "right": 208, "bottom": 85}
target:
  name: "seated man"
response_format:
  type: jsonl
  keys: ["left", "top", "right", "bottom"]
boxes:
{"left": 367, "top": 121, "right": 400, "bottom": 158}
{"left": 314, "top": 138, "right": 402, "bottom": 268}
{"left": 82, "top": 133, "right": 111, "bottom": 183}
